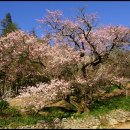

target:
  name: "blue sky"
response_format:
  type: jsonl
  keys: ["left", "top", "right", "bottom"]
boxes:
{"left": 0, "top": 1, "right": 130, "bottom": 37}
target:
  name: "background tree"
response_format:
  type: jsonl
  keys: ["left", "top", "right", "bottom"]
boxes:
{"left": 29, "top": 28, "right": 37, "bottom": 37}
{"left": 1, "top": 13, "right": 19, "bottom": 36}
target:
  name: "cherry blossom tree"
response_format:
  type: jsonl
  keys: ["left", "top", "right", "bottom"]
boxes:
{"left": 0, "top": 30, "right": 81, "bottom": 97}
{"left": 17, "top": 79, "right": 72, "bottom": 111}
{"left": 37, "top": 8, "right": 130, "bottom": 79}
{"left": 0, "top": 30, "right": 49, "bottom": 96}
{"left": 36, "top": 7, "right": 130, "bottom": 112}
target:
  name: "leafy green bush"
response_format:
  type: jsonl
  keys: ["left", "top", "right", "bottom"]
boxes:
{"left": 0, "top": 100, "right": 9, "bottom": 114}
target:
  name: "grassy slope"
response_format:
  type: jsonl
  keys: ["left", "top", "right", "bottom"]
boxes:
{"left": 0, "top": 95, "right": 130, "bottom": 128}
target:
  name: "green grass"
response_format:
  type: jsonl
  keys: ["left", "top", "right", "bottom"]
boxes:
{"left": 0, "top": 114, "right": 47, "bottom": 128}
{"left": 71, "top": 95, "right": 130, "bottom": 119}
{"left": 0, "top": 106, "right": 73, "bottom": 128}
{"left": 0, "top": 107, "right": 37, "bottom": 128}
{"left": 1, "top": 95, "right": 130, "bottom": 128}
{"left": 88, "top": 95, "right": 130, "bottom": 116}
{"left": 105, "top": 85, "right": 123, "bottom": 93}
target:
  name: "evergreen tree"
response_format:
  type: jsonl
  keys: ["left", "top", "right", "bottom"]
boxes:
{"left": 1, "top": 13, "right": 19, "bottom": 36}
{"left": 30, "top": 28, "right": 37, "bottom": 37}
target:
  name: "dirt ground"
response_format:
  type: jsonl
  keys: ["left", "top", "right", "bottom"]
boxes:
{"left": 113, "top": 122, "right": 130, "bottom": 129}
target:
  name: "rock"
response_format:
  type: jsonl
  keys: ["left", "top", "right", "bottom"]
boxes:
{"left": 36, "top": 120, "right": 47, "bottom": 128}
{"left": 92, "top": 125, "right": 98, "bottom": 129}
{"left": 108, "top": 118, "right": 118, "bottom": 125}
{"left": 126, "top": 117, "right": 130, "bottom": 121}
{"left": 118, "top": 118, "right": 126, "bottom": 123}
{"left": 38, "top": 111, "right": 49, "bottom": 116}
{"left": 99, "top": 117, "right": 109, "bottom": 126}
{"left": 44, "top": 100, "right": 74, "bottom": 111}
{"left": 53, "top": 118, "right": 61, "bottom": 124}
{"left": 20, "top": 109, "right": 30, "bottom": 116}
{"left": 62, "top": 118, "right": 67, "bottom": 122}
{"left": 37, "top": 120, "right": 46, "bottom": 124}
